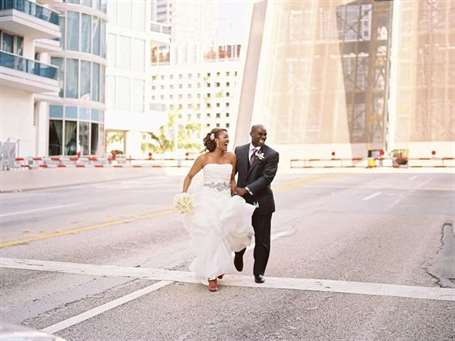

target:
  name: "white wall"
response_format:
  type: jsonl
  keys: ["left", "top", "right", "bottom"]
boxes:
{"left": 0, "top": 87, "right": 35, "bottom": 156}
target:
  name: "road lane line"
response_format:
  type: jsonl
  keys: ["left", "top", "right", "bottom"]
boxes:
{"left": 409, "top": 175, "right": 418, "bottom": 180}
{"left": 0, "top": 203, "right": 80, "bottom": 218}
{"left": 42, "top": 281, "right": 173, "bottom": 334}
{"left": 0, "top": 257, "right": 454, "bottom": 302}
{"left": 362, "top": 191, "right": 382, "bottom": 201}
{"left": 0, "top": 208, "right": 175, "bottom": 249}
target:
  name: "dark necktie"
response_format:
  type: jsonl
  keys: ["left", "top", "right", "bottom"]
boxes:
{"left": 249, "top": 149, "right": 256, "bottom": 166}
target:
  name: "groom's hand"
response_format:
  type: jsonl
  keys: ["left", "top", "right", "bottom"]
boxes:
{"left": 236, "top": 187, "right": 247, "bottom": 196}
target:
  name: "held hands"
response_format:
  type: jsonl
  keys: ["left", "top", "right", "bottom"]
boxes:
{"left": 236, "top": 187, "right": 248, "bottom": 197}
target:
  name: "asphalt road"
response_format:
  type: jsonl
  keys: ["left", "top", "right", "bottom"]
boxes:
{"left": 0, "top": 171, "right": 454, "bottom": 340}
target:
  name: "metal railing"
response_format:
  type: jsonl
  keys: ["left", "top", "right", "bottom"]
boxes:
{"left": 0, "top": 50, "right": 58, "bottom": 80}
{"left": 0, "top": 0, "right": 60, "bottom": 25}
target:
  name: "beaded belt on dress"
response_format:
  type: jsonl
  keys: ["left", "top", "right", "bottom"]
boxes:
{"left": 203, "top": 182, "right": 230, "bottom": 191}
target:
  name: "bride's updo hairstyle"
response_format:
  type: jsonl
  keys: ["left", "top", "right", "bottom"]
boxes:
{"left": 203, "top": 128, "right": 227, "bottom": 152}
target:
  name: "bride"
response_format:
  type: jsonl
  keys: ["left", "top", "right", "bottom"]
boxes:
{"left": 180, "top": 128, "right": 255, "bottom": 292}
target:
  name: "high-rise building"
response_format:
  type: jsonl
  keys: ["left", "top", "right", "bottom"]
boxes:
{"left": 0, "top": 0, "right": 108, "bottom": 157}
{"left": 238, "top": 0, "right": 455, "bottom": 161}
{"left": 150, "top": 0, "right": 252, "bottom": 152}
{"left": 41, "top": 0, "right": 108, "bottom": 157}
{"left": 105, "top": 0, "right": 169, "bottom": 157}
{"left": 150, "top": 45, "right": 242, "bottom": 143}
{"left": 0, "top": 0, "right": 61, "bottom": 156}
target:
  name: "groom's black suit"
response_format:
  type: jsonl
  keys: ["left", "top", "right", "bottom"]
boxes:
{"left": 235, "top": 143, "right": 279, "bottom": 276}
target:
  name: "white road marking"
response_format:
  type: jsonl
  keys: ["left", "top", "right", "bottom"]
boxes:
{"left": 0, "top": 257, "right": 454, "bottom": 302}
{"left": 409, "top": 175, "right": 418, "bottom": 180}
{"left": 42, "top": 281, "right": 173, "bottom": 334}
{"left": 0, "top": 203, "right": 80, "bottom": 218}
{"left": 362, "top": 192, "right": 382, "bottom": 201}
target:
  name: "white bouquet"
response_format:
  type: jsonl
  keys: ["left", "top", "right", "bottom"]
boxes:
{"left": 174, "top": 192, "right": 194, "bottom": 214}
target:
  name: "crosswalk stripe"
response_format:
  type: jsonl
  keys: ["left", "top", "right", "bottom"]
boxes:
{"left": 0, "top": 257, "right": 453, "bottom": 302}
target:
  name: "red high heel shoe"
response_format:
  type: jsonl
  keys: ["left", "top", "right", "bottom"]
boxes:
{"left": 208, "top": 279, "right": 218, "bottom": 292}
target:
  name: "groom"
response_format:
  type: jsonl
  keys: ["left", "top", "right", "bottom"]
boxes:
{"left": 235, "top": 124, "right": 279, "bottom": 283}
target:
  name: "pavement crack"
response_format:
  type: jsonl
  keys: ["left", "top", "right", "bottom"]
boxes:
{"left": 425, "top": 221, "right": 455, "bottom": 288}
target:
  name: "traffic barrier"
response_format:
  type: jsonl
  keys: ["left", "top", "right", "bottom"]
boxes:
{"left": 291, "top": 156, "right": 455, "bottom": 169}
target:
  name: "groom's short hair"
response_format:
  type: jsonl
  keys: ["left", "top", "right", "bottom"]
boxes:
{"left": 251, "top": 124, "right": 265, "bottom": 133}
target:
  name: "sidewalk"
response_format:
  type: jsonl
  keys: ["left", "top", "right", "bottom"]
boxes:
{"left": 0, "top": 167, "right": 171, "bottom": 193}
{"left": 0, "top": 166, "right": 453, "bottom": 193}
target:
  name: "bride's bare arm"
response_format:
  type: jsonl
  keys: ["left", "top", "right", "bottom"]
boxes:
{"left": 230, "top": 153, "right": 237, "bottom": 196}
{"left": 182, "top": 155, "right": 205, "bottom": 192}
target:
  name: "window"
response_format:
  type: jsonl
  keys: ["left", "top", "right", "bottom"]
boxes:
{"left": 207, "top": 93, "right": 211, "bottom": 98}
{"left": 207, "top": 113, "right": 211, "bottom": 117}
{"left": 79, "top": 121, "right": 90, "bottom": 155}
{"left": 49, "top": 120, "right": 63, "bottom": 156}
{"left": 188, "top": 104, "right": 192, "bottom": 108}
{"left": 92, "top": 63, "right": 100, "bottom": 101}
{"left": 160, "top": 85, "right": 165, "bottom": 89}
{"left": 79, "top": 107, "right": 90, "bottom": 120}
{"left": 226, "top": 92, "right": 230, "bottom": 97}
{"left": 92, "top": 17, "right": 101, "bottom": 56}
{"left": 226, "top": 71, "right": 230, "bottom": 76}
{"left": 170, "top": 74, "right": 174, "bottom": 79}
{"left": 132, "top": 39, "right": 145, "bottom": 72}
{"left": 118, "top": 36, "right": 130, "bottom": 68}
{"left": 226, "top": 123, "right": 230, "bottom": 128}
{"left": 15, "top": 36, "right": 23, "bottom": 55}
{"left": 51, "top": 57, "right": 64, "bottom": 97}
{"left": 216, "top": 72, "right": 220, "bottom": 76}
{"left": 152, "top": 75, "right": 157, "bottom": 80}
{"left": 179, "top": 84, "right": 183, "bottom": 89}
{"left": 178, "top": 104, "right": 183, "bottom": 109}
{"left": 187, "top": 94, "right": 192, "bottom": 98}
{"left": 179, "top": 74, "right": 183, "bottom": 79}
{"left": 207, "top": 103, "right": 211, "bottom": 108}
{"left": 132, "top": 79, "right": 144, "bottom": 112}
{"left": 216, "top": 123, "right": 220, "bottom": 127}
{"left": 169, "top": 94, "right": 173, "bottom": 99}
{"left": 226, "top": 82, "right": 230, "bottom": 87}
{"left": 107, "top": 33, "right": 116, "bottom": 65}
{"left": 81, "top": 14, "right": 91, "bottom": 53}
{"left": 226, "top": 102, "right": 230, "bottom": 107}
{"left": 197, "top": 113, "right": 201, "bottom": 119}
{"left": 64, "top": 107, "right": 78, "bottom": 120}
{"left": 206, "top": 123, "right": 210, "bottom": 127}
{"left": 170, "top": 84, "right": 174, "bottom": 89}
{"left": 117, "top": 77, "right": 130, "bottom": 110}
{"left": 207, "top": 83, "right": 211, "bottom": 87}
{"left": 91, "top": 122, "right": 99, "bottom": 155}
{"left": 216, "top": 103, "right": 220, "bottom": 107}
{"left": 226, "top": 112, "right": 230, "bottom": 117}
{"left": 207, "top": 72, "right": 211, "bottom": 77}
{"left": 67, "top": 12, "right": 79, "bottom": 51}
{"left": 216, "top": 82, "right": 220, "bottom": 87}
{"left": 49, "top": 105, "right": 63, "bottom": 119}
{"left": 65, "top": 59, "right": 79, "bottom": 98}
{"left": 216, "top": 113, "right": 221, "bottom": 118}
{"left": 64, "top": 121, "right": 77, "bottom": 155}
{"left": 80, "top": 61, "right": 91, "bottom": 99}
{"left": 188, "top": 84, "right": 192, "bottom": 88}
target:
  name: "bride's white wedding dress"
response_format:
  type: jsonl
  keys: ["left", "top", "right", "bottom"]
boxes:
{"left": 183, "top": 163, "right": 255, "bottom": 282}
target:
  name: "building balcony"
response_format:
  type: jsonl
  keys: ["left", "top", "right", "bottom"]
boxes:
{"left": 0, "top": 50, "right": 59, "bottom": 93}
{"left": 0, "top": 0, "right": 60, "bottom": 39}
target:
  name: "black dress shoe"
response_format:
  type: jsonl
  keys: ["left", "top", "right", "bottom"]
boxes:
{"left": 254, "top": 274, "right": 265, "bottom": 284}
{"left": 234, "top": 253, "right": 243, "bottom": 272}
